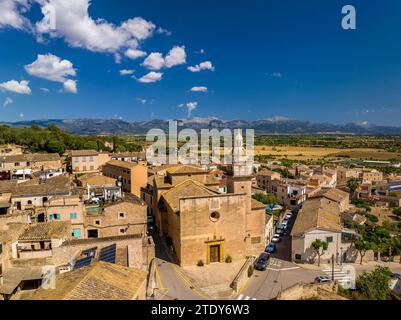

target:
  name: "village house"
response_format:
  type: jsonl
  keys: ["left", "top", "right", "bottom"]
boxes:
{"left": 291, "top": 197, "right": 358, "bottom": 264}
{"left": 15, "top": 221, "right": 71, "bottom": 260}
{"left": 43, "top": 196, "right": 85, "bottom": 239}
{"left": 84, "top": 196, "right": 147, "bottom": 239}
{"left": 77, "top": 173, "right": 121, "bottom": 202}
{"left": 309, "top": 188, "right": 350, "bottom": 213}
{"left": 110, "top": 152, "right": 146, "bottom": 162}
{"left": 102, "top": 160, "right": 148, "bottom": 198}
{"left": 70, "top": 150, "right": 110, "bottom": 173}
{"left": 0, "top": 181, "right": 17, "bottom": 216}
{"left": 30, "top": 261, "right": 147, "bottom": 300}
{"left": 0, "top": 153, "right": 62, "bottom": 174}
{"left": 361, "top": 169, "right": 383, "bottom": 184}
{"left": 255, "top": 169, "right": 281, "bottom": 191}
{"left": 0, "top": 144, "right": 23, "bottom": 156}
{"left": 10, "top": 176, "right": 70, "bottom": 213}
{"left": 271, "top": 179, "right": 307, "bottom": 210}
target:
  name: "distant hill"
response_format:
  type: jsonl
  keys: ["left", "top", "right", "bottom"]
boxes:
{"left": 2, "top": 118, "right": 401, "bottom": 135}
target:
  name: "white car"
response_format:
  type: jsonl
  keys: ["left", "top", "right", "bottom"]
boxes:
{"left": 272, "top": 234, "right": 281, "bottom": 243}
{"left": 285, "top": 212, "right": 293, "bottom": 219}
{"left": 314, "top": 276, "right": 331, "bottom": 283}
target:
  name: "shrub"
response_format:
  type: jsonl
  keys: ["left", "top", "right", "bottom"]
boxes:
{"left": 247, "top": 265, "right": 254, "bottom": 277}
{"left": 197, "top": 260, "right": 204, "bottom": 267}
{"left": 225, "top": 255, "right": 232, "bottom": 263}
{"left": 367, "top": 214, "right": 379, "bottom": 223}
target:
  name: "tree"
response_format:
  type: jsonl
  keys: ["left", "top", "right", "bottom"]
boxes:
{"left": 347, "top": 178, "right": 360, "bottom": 197}
{"left": 311, "top": 239, "right": 328, "bottom": 266}
{"left": 356, "top": 266, "right": 392, "bottom": 300}
{"left": 393, "top": 207, "right": 401, "bottom": 218}
{"left": 252, "top": 193, "right": 278, "bottom": 205}
{"left": 46, "top": 140, "right": 65, "bottom": 154}
{"left": 354, "top": 239, "right": 372, "bottom": 265}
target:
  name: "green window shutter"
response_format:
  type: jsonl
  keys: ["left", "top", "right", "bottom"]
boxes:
{"left": 72, "top": 228, "right": 81, "bottom": 238}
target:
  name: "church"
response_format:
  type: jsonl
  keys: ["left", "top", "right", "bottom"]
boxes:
{"left": 151, "top": 132, "right": 266, "bottom": 266}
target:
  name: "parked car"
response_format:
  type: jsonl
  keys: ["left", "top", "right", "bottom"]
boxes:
{"left": 265, "top": 243, "right": 276, "bottom": 253}
{"left": 254, "top": 252, "right": 270, "bottom": 271}
{"left": 272, "top": 234, "right": 281, "bottom": 243}
{"left": 314, "top": 276, "right": 331, "bottom": 283}
{"left": 285, "top": 212, "right": 293, "bottom": 219}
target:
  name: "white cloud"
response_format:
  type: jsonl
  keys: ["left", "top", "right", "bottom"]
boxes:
{"left": 120, "top": 17, "right": 155, "bottom": 41}
{"left": 124, "top": 48, "right": 146, "bottom": 60}
{"left": 164, "top": 46, "right": 186, "bottom": 68}
{"left": 114, "top": 53, "right": 122, "bottom": 64}
{"left": 179, "top": 101, "right": 198, "bottom": 117}
{"left": 25, "top": 53, "right": 76, "bottom": 82}
{"left": 0, "top": 79, "right": 31, "bottom": 94}
{"left": 119, "top": 69, "right": 135, "bottom": 76}
{"left": 142, "top": 46, "right": 186, "bottom": 70}
{"left": 136, "top": 98, "right": 147, "bottom": 105}
{"left": 3, "top": 97, "right": 13, "bottom": 107}
{"left": 136, "top": 72, "right": 163, "bottom": 83}
{"left": 142, "top": 52, "right": 165, "bottom": 70}
{"left": 267, "top": 72, "right": 282, "bottom": 78}
{"left": 157, "top": 27, "right": 172, "bottom": 36}
{"left": 25, "top": 53, "right": 77, "bottom": 93}
{"left": 35, "top": 0, "right": 156, "bottom": 53}
{"left": 190, "top": 86, "right": 208, "bottom": 92}
{"left": 187, "top": 61, "right": 214, "bottom": 72}
{"left": 19, "top": 113, "right": 24, "bottom": 118}
{"left": 0, "top": 0, "right": 31, "bottom": 30}
{"left": 63, "top": 79, "right": 77, "bottom": 93}
{"left": 40, "top": 87, "right": 49, "bottom": 93}
{"left": 195, "top": 48, "right": 205, "bottom": 54}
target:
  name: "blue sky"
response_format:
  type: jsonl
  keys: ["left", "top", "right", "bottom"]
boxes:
{"left": 1, "top": 0, "right": 401, "bottom": 125}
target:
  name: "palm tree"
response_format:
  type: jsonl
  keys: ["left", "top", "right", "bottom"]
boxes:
{"left": 347, "top": 178, "right": 360, "bottom": 198}
{"left": 311, "top": 239, "right": 328, "bottom": 266}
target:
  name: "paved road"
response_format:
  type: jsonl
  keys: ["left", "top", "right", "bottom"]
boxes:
{"left": 150, "top": 231, "right": 207, "bottom": 300}
{"left": 238, "top": 259, "right": 321, "bottom": 300}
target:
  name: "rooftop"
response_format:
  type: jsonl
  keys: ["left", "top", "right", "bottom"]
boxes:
{"left": 310, "top": 188, "right": 349, "bottom": 203}
{"left": 161, "top": 179, "right": 219, "bottom": 212}
{"left": 105, "top": 159, "right": 140, "bottom": 170}
{"left": 78, "top": 173, "right": 116, "bottom": 187}
{"left": 0, "top": 153, "right": 61, "bottom": 163}
{"left": 30, "top": 261, "right": 147, "bottom": 300}
{"left": 291, "top": 198, "right": 342, "bottom": 236}
{"left": 18, "top": 221, "right": 71, "bottom": 241}
{"left": 13, "top": 175, "right": 70, "bottom": 197}
{"left": 70, "top": 150, "right": 99, "bottom": 157}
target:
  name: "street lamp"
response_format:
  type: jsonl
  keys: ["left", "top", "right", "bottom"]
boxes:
{"left": 340, "top": 247, "right": 343, "bottom": 266}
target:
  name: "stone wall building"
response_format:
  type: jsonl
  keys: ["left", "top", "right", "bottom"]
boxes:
{"left": 152, "top": 164, "right": 266, "bottom": 267}
{"left": 102, "top": 160, "right": 147, "bottom": 198}
{"left": 0, "top": 153, "right": 61, "bottom": 173}
{"left": 84, "top": 197, "right": 147, "bottom": 239}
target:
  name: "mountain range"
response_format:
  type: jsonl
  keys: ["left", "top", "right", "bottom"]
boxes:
{"left": 2, "top": 118, "right": 401, "bottom": 136}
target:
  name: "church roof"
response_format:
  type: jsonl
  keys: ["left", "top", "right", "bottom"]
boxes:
{"left": 161, "top": 179, "right": 219, "bottom": 212}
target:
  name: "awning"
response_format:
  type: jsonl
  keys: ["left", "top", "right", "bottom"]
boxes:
{"left": 0, "top": 202, "right": 10, "bottom": 209}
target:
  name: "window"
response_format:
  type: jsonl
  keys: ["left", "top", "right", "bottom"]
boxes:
{"left": 119, "top": 228, "right": 126, "bottom": 235}
{"left": 209, "top": 211, "right": 220, "bottom": 223}
{"left": 0, "top": 244, "right": 2, "bottom": 255}
{"left": 70, "top": 212, "right": 78, "bottom": 220}
{"left": 326, "top": 236, "right": 333, "bottom": 243}
{"left": 119, "top": 212, "right": 125, "bottom": 219}
{"left": 72, "top": 228, "right": 81, "bottom": 238}
{"left": 15, "top": 162, "right": 20, "bottom": 166}
{"left": 95, "top": 220, "right": 100, "bottom": 226}
{"left": 50, "top": 213, "right": 61, "bottom": 220}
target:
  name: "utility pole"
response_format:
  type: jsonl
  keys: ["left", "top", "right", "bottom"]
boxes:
{"left": 331, "top": 254, "right": 335, "bottom": 281}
